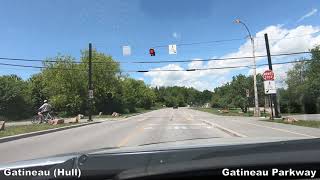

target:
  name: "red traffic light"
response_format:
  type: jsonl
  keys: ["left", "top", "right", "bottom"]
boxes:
{"left": 149, "top": 48, "right": 155, "bottom": 56}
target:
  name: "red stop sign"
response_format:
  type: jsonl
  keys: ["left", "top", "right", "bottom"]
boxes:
{"left": 263, "top": 70, "right": 274, "bottom": 80}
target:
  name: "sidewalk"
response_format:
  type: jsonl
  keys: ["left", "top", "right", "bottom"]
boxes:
{"left": 5, "top": 117, "right": 124, "bottom": 127}
{"left": 283, "top": 114, "right": 320, "bottom": 121}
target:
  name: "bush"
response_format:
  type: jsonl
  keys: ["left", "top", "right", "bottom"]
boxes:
{"left": 122, "top": 108, "right": 130, "bottom": 114}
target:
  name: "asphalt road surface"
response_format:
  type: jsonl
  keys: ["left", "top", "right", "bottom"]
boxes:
{"left": 1, "top": 108, "right": 320, "bottom": 164}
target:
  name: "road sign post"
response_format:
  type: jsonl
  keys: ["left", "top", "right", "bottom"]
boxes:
{"left": 263, "top": 70, "right": 276, "bottom": 120}
{"left": 88, "top": 43, "right": 93, "bottom": 122}
{"left": 88, "top": 90, "right": 93, "bottom": 99}
{"left": 269, "top": 94, "right": 274, "bottom": 120}
{"left": 264, "top": 33, "right": 280, "bottom": 118}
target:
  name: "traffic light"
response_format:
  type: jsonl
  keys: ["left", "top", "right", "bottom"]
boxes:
{"left": 149, "top": 48, "right": 155, "bottom": 56}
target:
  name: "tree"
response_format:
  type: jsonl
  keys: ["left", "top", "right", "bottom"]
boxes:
{"left": 229, "top": 75, "right": 250, "bottom": 112}
{"left": 305, "top": 46, "right": 320, "bottom": 113}
{"left": 209, "top": 73, "right": 265, "bottom": 112}
{"left": 80, "top": 50, "right": 122, "bottom": 114}
{"left": 41, "top": 55, "right": 86, "bottom": 116}
{"left": 0, "top": 75, "right": 32, "bottom": 120}
{"left": 120, "top": 78, "right": 156, "bottom": 112}
{"left": 279, "top": 45, "right": 320, "bottom": 114}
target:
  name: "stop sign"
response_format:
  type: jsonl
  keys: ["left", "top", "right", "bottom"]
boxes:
{"left": 263, "top": 70, "right": 274, "bottom": 81}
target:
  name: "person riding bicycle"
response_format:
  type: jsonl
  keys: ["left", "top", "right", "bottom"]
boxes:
{"left": 38, "top": 100, "right": 52, "bottom": 123}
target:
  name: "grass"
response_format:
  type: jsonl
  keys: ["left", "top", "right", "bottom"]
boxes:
{"left": 0, "top": 123, "right": 72, "bottom": 138}
{"left": 193, "top": 107, "right": 269, "bottom": 117}
{"left": 0, "top": 107, "right": 162, "bottom": 138}
{"left": 281, "top": 113, "right": 310, "bottom": 116}
{"left": 263, "top": 119, "right": 320, "bottom": 128}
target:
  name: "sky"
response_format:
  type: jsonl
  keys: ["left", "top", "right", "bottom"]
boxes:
{"left": 0, "top": 0, "right": 319, "bottom": 91}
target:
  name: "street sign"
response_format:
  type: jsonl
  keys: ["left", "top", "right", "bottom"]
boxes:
{"left": 264, "top": 80, "right": 276, "bottom": 94}
{"left": 262, "top": 70, "right": 274, "bottom": 81}
{"left": 122, "top": 46, "right": 131, "bottom": 56}
{"left": 88, "top": 90, "right": 94, "bottom": 99}
{"left": 246, "top": 89, "right": 250, "bottom": 97}
{"left": 168, "top": 44, "right": 177, "bottom": 54}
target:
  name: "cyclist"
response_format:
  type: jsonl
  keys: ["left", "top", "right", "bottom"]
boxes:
{"left": 38, "top": 100, "right": 52, "bottom": 123}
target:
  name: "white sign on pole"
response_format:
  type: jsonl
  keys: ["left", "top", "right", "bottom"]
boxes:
{"left": 88, "top": 90, "right": 94, "bottom": 99}
{"left": 122, "top": 45, "right": 131, "bottom": 56}
{"left": 246, "top": 89, "right": 250, "bottom": 97}
{"left": 168, "top": 44, "right": 177, "bottom": 54}
{"left": 264, "top": 80, "right": 276, "bottom": 94}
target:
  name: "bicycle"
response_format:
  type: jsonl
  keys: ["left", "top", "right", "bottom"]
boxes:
{"left": 31, "top": 111, "right": 55, "bottom": 124}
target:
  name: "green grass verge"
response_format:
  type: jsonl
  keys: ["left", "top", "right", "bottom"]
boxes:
{"left": 193, "top": 107, "right": 268, "bottom": 117}
{"left": 0, "top": 123, "right": 72, "bottom": 138}
{"left": 192, "top": 107, "right": 248, "bottom": 116}
{"left": 263, "top": 119, "right": 320, "bottom": 128}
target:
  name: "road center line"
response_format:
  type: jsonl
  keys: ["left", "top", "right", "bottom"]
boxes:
{"left": 117, "top": 125, "right": 145, "bottom": 147}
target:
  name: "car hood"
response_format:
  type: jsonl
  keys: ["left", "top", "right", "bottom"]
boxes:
{"left": 91, "top": 136, "right": 309, "bottom": 154}
{"left": 0, "top": 136, "right": 309, "bottom": 170}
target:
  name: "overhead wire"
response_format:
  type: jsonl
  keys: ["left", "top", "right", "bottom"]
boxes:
{"left": 0, "top": 51, "right": 313, "bottom": 64}
{"left": 0, "top": 57, "right": 313, "bottom": 73}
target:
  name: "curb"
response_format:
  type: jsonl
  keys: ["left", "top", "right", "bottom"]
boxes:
{"left": 0, "top": 121, "right": 102, "bottom": 143}
{"left": 201, "top": 120, "right": 247, "bottom": 137}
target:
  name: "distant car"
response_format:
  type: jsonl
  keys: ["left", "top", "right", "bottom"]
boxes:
{"left": 173, "top": 106, "right": 178, "bottom": 109}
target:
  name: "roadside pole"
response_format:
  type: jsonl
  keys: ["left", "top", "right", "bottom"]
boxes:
{"left": 269, "top": 94, "right": 274, "bottom": 120}
{"left": 264, "top": 33, "right": 280, "bottom": 118}
{"left": 88, "top": 43, "right": 93, "bottom": 122}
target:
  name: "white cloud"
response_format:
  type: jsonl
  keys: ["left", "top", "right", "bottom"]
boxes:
{"left": 143, "top": 25, "right": 320, "bottom": 91}
{"left": 144, "top": 62, "right": 227, "bottom": 91}
{"left": 137, "top": 77, "right": 144, "bottom": 81}
{"left": 297, "top": 8, "right": 318, "bottom": 22}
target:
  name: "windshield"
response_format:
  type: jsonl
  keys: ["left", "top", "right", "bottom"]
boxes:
{"left": 0, "top": 0, "right": 320, "bottom": 176}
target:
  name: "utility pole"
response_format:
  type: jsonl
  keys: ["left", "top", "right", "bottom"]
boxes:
{"left": 234, "top": 19, "right": 260, "bottom": 117}
{"left": 251, "top": 37, "right": 260, "bottom": 117}
{"left": 88, "top": 43, "right": 93, "bottom": 122}
{"left": 264, "top": 33, "right": 280, "bottom": 118}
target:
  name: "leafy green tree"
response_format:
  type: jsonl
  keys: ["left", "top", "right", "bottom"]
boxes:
{"left": 0, "top": 75, "right": 32, "bottom": 120}
{"left": 80, "top": 50, "right": 122, "bottom": 114}
{"left": 41, "top": 55, "right": 86, "bottom": 116}
{"left": 121, "top": 78, "right": 156, "bottom": 112}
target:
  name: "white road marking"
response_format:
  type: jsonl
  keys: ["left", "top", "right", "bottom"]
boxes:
{"left": 145, "top": 121, "right": 215, "bottom": 131}
{"left": 201, "top": 120, "right": 247, "bottom": 137}
{"left": 138, "top": 118, "right": 148, "bottom": 122}
{"left": 170, "top": 123, "right": 204, "bottom": 126}
{"left": 148, "top": 123, "right": 205, "bottom": 126}
{"left": 245, "top": 122, "right": 318, "bottom": 138}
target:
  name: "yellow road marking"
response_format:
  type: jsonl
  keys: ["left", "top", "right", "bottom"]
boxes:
{"left": 117, "top": 125, "right": 145, "bottom": 147}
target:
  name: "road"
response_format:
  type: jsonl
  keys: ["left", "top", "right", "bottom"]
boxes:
{"left": 1, "top": 108, "right": 320, "bottom": 164}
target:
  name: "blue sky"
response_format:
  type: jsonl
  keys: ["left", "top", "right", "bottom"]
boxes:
{"left": 0, "top": 0, "right": 319, "bottom": 90}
